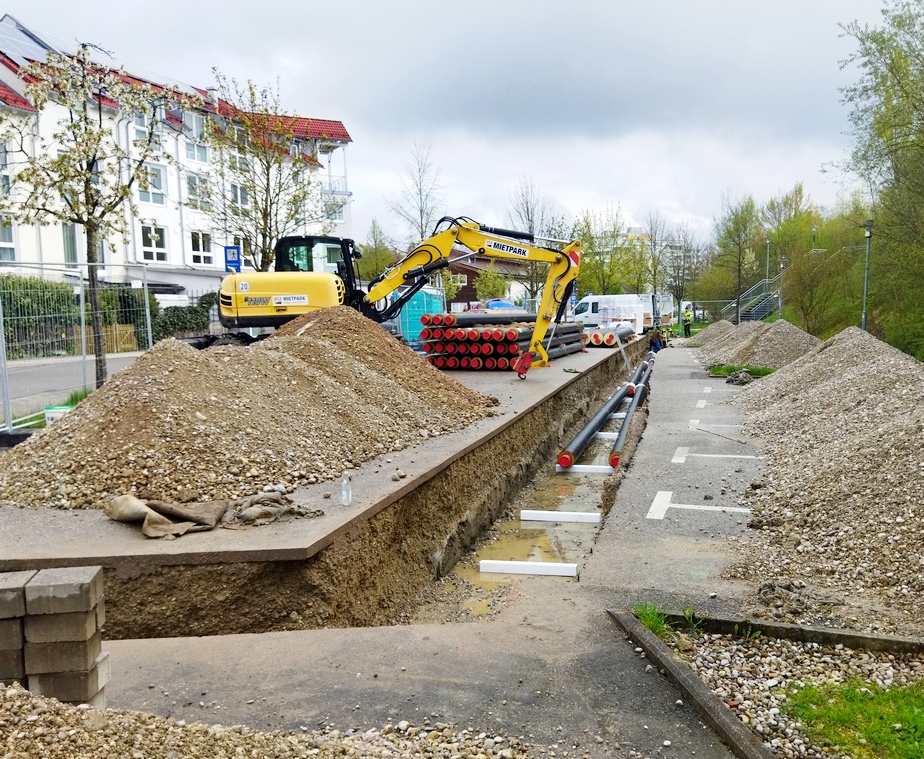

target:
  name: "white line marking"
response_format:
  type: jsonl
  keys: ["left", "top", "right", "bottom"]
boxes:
{"left": 594, "top": 431, "right": 620, "bottom": 440}
{"left": 696, "top": 400, "right": 709, "bottom": 408}
{"left": 480, "top": 560, "right": 579, "bottom": 577}
{"left": 704, "top": 387, "right": 713, "bottom": 394}
{"left": 672, "top": 447, "right": 761, "bottom": 464}
{"left": 520, "top": 510, "right": 601, "bottom": 524}
{"left": 555, "top": 464, "right": 613, "bottom": 474}
{"left": 646, "top": 491, "right": 752, "bottom": 520}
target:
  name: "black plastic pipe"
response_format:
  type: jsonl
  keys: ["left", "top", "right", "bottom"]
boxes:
{"left": 609, "top": 362, "right": 654, "bottom": 467}
{"left": 557, "top": 384, "right": 631, "bottom": 467}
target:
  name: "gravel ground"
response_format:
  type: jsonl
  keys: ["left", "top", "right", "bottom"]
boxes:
{"left": 698, "top": 320, "right": 819, "bottom": 369}
{"left": 688, "top": 321, "right": 924, "bottom": 757}
{"left": 0, "top": 682, "right": 540, "bottom": 759}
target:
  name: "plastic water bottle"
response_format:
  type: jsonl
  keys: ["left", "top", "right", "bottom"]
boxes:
{"left": 341, "top": 471, "right": 352, "bottom": 506}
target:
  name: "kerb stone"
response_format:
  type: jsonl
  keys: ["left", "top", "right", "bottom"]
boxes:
{"left": 25, "top": 608, "right": 97, "bottom": 643}
{"left": 0, "top": 648, "right": 25, "bottom": 680}
{"left": 0, "top": 617, "right": 23, "bottom": 650}
{"left": 24, "top": 631, "right": 101, "bottom": 674}
{"left": 25, "top": 567, "right": 103, "bottom": 615}
{"left": 0, "top": 570, "right": 37, "bottom": 619}
{"left": 29, "top": 651, "right": 110, "bottom": 702}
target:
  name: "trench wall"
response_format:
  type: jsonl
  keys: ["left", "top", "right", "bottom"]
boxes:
{"left": 103, "top": 343, "right": 648, "bottom": 639}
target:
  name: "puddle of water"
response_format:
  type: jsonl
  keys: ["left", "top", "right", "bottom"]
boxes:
{"left": 453, "top": 474, "right": 601, "bottom": 591}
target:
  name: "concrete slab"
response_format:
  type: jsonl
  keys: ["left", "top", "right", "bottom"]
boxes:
{"left": 25, "top": 566, "right": 103, "bottom": 615}
{"left": 0, "top": 347, "right": 617, "bottom": 571}
{"left": 0, "top": 570, "right": 36, "bottom": 618}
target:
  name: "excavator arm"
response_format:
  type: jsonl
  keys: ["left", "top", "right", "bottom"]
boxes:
{"left": 363, "top": 217, "right": 582, "bottom": 378}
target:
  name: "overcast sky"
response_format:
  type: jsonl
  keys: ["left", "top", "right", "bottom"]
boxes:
{"left": 5, "top": 1, "right": 885, "bottom": 244}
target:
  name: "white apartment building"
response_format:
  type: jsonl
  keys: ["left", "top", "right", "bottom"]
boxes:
{"left": 0, "top": 15, "right": 352, "bottom": 301}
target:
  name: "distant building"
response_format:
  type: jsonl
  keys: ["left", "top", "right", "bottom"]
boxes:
{"left": 0, "top": 15, "right": 352, "bottom": 299}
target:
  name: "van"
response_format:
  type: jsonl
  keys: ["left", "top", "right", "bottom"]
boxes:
{"left": 571, "top": 293, "right": 674, "bottom": 333}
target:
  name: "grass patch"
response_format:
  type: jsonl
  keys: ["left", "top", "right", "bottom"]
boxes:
{"left": 632, "top": 602, "right": 672, "bottom": 640}
{"left": 65, "top": 387, "right": 92, "bottom": 406}
{"left": 787, "top": 678, "right": 924, "bottom": 758}
{"left": 707, "top": 364, "right": 776, "bottom": 377}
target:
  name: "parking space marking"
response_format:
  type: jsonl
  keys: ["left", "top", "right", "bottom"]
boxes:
{"left": 696, "top": 400, "right": 709, "bottom": 408}
{"left": 672, "top": 447, "right": 761, "bottom": 464}
{"left": 688, "top": 419, "right": 742, "bottom": 430}
{"left": 646, "top": 490, "right": 752, "bottom": 520}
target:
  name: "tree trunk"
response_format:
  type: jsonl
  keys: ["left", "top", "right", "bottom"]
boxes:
{"left": 85, "top": 226, "right": 107, "bottom": 389}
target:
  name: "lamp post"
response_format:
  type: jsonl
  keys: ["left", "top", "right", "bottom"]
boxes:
{"left": 811, "top": 224, "right": 817, "bottom": 251}
{"left": 861, "top": 219, "right": 874, "bottom": 331}
{"left": 765, "top": 234, "right": 771, "bottom": 284}
{"left": 778, "top": 256, "right": 788, "bottom": 321}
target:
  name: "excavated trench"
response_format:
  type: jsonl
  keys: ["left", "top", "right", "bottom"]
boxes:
{"left": 102, "top": 341, "right": 649, "bottom": 640}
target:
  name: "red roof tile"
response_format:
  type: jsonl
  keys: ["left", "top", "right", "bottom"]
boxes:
{"left": 0, "top": 80, "right": 34, "bottom": 112}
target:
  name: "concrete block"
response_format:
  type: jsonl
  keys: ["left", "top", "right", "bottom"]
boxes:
{"left": 24, "top": 631, "right": 101, "bottom": 674}
{"left": 0, "top": 570, "right": 37, "bottom": 619}
{"left": 25, "top": 608, "right": 97, "bottom": 643}
{"left": 25, "top": 567, "right": 103, "bottom": 616}
{"left": 96, "top": 597, "right": 105, "bottom": 630}
{"left": 29, "top": 652, "right": 110, "bottom": 702}
{"left": 0, "top": 647, "right": 24, "bottom": 680}
{"left": 0, "top": 618, "right": 23, "bottom": 650}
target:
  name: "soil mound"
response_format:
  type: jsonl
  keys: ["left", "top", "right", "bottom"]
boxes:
{"left": 726, "top": 326, "right": 924, "bottom": 633}
{"left": 0, "top": 307, "right": 494, "bottom": 510}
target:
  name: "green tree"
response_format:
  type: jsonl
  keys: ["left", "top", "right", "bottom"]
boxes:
{"left": 0, "top": 46, "right": 168, "bottom": 387}
{"left": 205, "top": 72, "right": 328, "bottom": 271}
{"left": 357, "top": 218, "right": 396, "bottom": 281}
{"left": 713, "top": 193, "right": 761, "bottom": 323}
{"left": 473, "top": 263, "right": 511, "bottom": 301}
{"left": 572, "top": 205, "right": 626, "bottom": 296}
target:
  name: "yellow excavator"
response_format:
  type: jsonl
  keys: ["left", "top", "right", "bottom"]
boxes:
{"left": 218, "top": 216, "right": 581, "bottom": 378}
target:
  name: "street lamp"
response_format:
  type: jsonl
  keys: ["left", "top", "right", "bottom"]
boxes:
{"left": 811, "top": 224, "right": 817, "bottom": 251}
{"left": 778, "top": 256, "right": 788, "bottom": 320}
{"left": 765, "top": 234, "right": 771, "bottom": 284}
{"left": 861, "top": 219, "right": 874, "bottom": 331}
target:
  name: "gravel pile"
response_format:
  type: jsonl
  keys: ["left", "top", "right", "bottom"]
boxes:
{"left": 0, "top": 307, "right": 493, "bottom": 509}
{"left": 692, "top": 319, "right": 735, "bottom": 344}
{"left": 0, "top": 682, "right": 537, "bottom": 759}
{"left": 671, "top": 633, "right": 924, "bottom": 758}
{"left": 724, "top": 326, "right": 924, "bottom": 636}
{"left": 698, "top": 322, "right": 770, "bottom": 367}
{"left": 725, "top": 321, "right": 820, "bottom": 369}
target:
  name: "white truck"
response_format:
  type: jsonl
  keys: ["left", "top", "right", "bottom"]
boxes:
{"left": 571, "top": 293, "right": 674, "bottom": 333}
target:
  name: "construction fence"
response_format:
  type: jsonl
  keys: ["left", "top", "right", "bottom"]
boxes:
{"left": 0, "top": 263, "right": 222, "bottom": 430}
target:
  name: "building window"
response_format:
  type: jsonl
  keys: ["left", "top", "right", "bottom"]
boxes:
{"left": 0, "top": 145, "right": 9, "bottom": 196}
{"left": 233, "top": 236, "right": 252, "bottom": 264}
{"left": 325, "top": 245, "right": 341, "bottom": 265}
{"left": 191, "top": 231, "right": 212, "bottom": 265}
{"left": 230, "top": 126, "right": 248, "bottom": 170}
{"left": 187, "top": 173, "right": 209, "bottom": 210}
{"left": 185, "top": 141, "right": 208, "bottom": 163}
{"left": 0, "top": 216, "right": 14, "bottom": 262}
{"left": 63, "top": 223, "right": 78, "bottom": 267}
{"left": 230, "top": 183, "right": 249, "bottom": 207}
{"left": 134, "top": 113, "right": 162, "bottom": 152}
{"left": 324, "top": 201, "right": 344, "bottom": 221}
{"left": 139, "top": 164, "right": 165, "bottom": 204}
{"left": 141, "top": 225, "right": 167, "bottom": 262}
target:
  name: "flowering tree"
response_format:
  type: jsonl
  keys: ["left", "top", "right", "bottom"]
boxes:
{"left": 0, "top": 45, "right": 169, "bottom": 387}
{"left": 205, "top": 73, "right": 329, "bottom": 271}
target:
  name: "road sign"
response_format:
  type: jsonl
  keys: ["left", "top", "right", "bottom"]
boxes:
{"left": 224, "top": 245, "right": 241, "bottom": 273}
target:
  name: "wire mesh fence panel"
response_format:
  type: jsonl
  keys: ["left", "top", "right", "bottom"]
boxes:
{"left": 0, "top": 263, "right": 155, "bottom": 429}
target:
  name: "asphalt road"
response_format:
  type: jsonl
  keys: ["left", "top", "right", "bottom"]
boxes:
{"left": 0, "top": 351, "right": 142, "bottom": 420}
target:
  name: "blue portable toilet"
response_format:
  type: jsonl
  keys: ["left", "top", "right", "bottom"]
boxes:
{"left": 398, "top": 286, "right": 444, "bottom": 342}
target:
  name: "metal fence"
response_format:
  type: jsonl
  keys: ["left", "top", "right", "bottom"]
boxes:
{"left": 0, "top": 263, "right": 157, "bottom": 430}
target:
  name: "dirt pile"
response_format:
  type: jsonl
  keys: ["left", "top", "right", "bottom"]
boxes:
{"left": 0, "top": 307, "right": 494, "bottom": 510}
{"left": 725, "top": 327, "right": 924, "bottom": 634}
{"left": 0, "top": 682, "right": 535, "bottom": 759}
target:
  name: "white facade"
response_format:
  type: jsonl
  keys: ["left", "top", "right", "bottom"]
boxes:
{"left": 0, "top": 15, "right": 353, "bottom": 299}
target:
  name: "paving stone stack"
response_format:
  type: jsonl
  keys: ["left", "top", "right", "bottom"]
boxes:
{"left": 1, "top": 566, "right": 108, "bottom": 707}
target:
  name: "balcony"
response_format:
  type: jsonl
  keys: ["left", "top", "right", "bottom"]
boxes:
{"left": 321, "top": 176, "right": 348, "bottom": 194}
